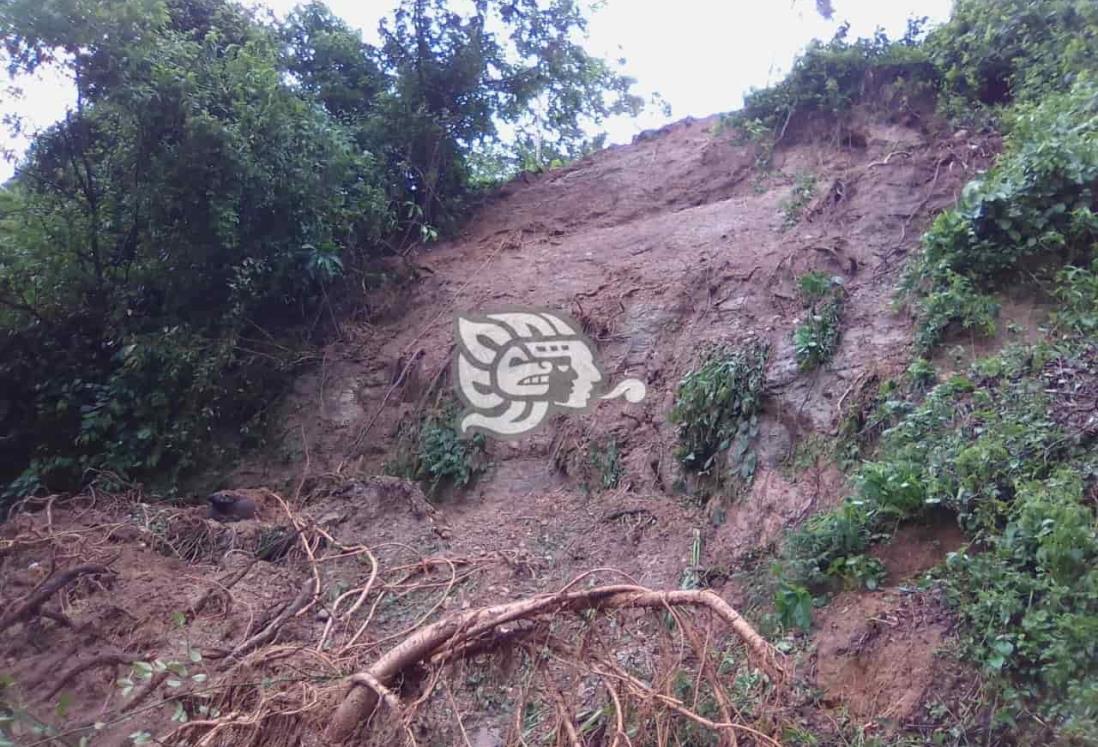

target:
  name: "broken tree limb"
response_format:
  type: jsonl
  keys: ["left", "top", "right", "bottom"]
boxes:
{"left": 0, "top": 563, "right": 112, "bottom": 632}
{"left": 224, "top": 582, "right": 313, "bottom": 664}
{"left": 326, "top": 585, "right": 786, "bottom": 742}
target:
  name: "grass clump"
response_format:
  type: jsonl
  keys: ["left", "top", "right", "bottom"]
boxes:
{"left": 669, "top": 341, "right": 769, "bottom": 485}
{"left": 793, "top": 272, "right": 845, "bottom": 370}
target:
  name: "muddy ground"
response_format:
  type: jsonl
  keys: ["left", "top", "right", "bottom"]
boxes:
{"left": 1, "top": 107, "right": 1006, "bottom": 745}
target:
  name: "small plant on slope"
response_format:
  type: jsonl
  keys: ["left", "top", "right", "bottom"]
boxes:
{"left": 669, "top": 341, "right": 770, "bottom": 486}
{"left": 779, "top": 173, "right": 818, "bottom": 228}
{"left": 793, "top": 272, "right": 846, "bottom": 370}
{"left": 386, "top": 401, "right": 486, "bottom": 497}
{"left": 587, "top": 437, "right": 623, "bottom": 491}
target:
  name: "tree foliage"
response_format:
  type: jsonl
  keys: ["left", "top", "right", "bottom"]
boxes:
{"left": 927, "top": 0, "right": 1098, "bottom": 108}
{"left": 0, "top": 0, "right": 639, "bottom": 497}
{"left": 734, "top": 20, "right": 934, "bottom": 131}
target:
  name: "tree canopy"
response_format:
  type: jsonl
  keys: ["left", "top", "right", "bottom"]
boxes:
{"left": 0, "top": 0, "right": 640, "bottom": 497}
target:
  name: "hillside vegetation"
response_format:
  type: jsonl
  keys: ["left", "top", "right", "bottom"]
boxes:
{"left": 743, "top": 1, "right": 1098, "bottom": 741}
{"left": 0, "top": 1, "right": 1096, "bottom": 745}
{"left": 0, "top": 0, "right": 639, "bottom": 496}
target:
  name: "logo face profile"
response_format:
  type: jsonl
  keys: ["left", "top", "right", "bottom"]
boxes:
{"left": 453, "top": 309, "right": 646, "bottom": 439}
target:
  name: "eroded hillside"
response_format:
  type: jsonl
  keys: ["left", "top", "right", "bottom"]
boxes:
{"left": 240, "top": 110, "right": 996, "bottom": 579}
{"left": 0, "top": 108, "right": 1005, "bottom": 745}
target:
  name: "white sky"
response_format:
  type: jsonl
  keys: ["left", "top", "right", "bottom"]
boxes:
{"left": 0, "top": 0, "right": 952, "bottom": 181}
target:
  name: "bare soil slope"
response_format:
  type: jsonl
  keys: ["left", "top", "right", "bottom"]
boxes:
{"left": 1, "top": 110, "right": 1000, "bottom": 745}
{"left": 240, "top": 111, "right": 994, "bottom": 577}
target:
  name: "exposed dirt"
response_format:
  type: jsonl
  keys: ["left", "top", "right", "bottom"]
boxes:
{"left": 871, "top": 515, "right": 968, "bottom": 582}
{"left": 236, "top": 108, "right": 995, "bottom": 571}
{"left": 812, "top": 587, "right": 953, "bottom": 726}
{"left": 1, "top": 107, "right": 1003, "bottom": 744}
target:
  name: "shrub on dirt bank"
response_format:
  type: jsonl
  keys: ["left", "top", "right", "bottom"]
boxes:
{"left": 901, "top": 82, "right": 1098, "bottom": 352}
{"left": 385, "top": 400, "right": 487, "bottom": 497}
{"left": 735, "top": 20, "right": 936, "bottom": 131}
{"left": 744, "top": 3, "right": 1098, "bottom": 738}
{"left": 669, "top": 340, "right": 769, "bottom": 487}
{"left": 792, "top": 271, "right": 845, "bottom": 370}
{"left": 779, "top": 305, "right": 1098, "bottom": 739}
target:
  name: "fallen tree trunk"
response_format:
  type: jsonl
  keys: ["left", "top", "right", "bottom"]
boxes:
{"left": 327, "top": 584, "right": 786, "bottom": 742}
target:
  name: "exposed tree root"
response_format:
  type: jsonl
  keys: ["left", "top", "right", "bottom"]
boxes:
{"left": 43, "top": 651, "right": 138, "bottom": 702}
{"left": 225, "top": 583, "right": 314, "bottom": 664}
{"left": 1, "top": 490, "right": 793, "bottom": 747}
{"left": 0, "top": 563, "right": 113, "bottom": 632}
{"left": 189, "top": 558, "right": 258, "bottom": 620}
{"left": 327, "top": 585, "right": 787, "bottom": 742}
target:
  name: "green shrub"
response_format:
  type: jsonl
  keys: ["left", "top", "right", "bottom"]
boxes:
{"left": 945, "top": 469, "right": 1098, "bottom": 737}
{"left": 793, "top": 273, "right": 845, "bottom": 370}
{"left": 669, "top": 341, "right": 770, "bottom": 484}
{"left": 415, "top": 410, "right": 487, "bottom": 494}
{"left": 782, "top": 343, "right": 1068, "bottom": 586}
{"left": 783, "top": 498, "right": 876, "bottom": 588}
{"left": 797, "top": 271, "right": 833, "bottom": 303}
{"left": 387, "top": 401, "right": 487, "bottom": 497}
{"left": 793, "top": 300, "right": 844, "bottom": 371}
{"left": 735, "top": 21, "right": 935, "bottom": 130}
{"left": 1053, "top": 260, "right": 1098, "bottom": 335}
{"left": 774, "top": 582, "right": 814, "bottom": 631}
{"left": 901, "top": 83, "right": 1098, "bottom": 351}
{"left": 909, "top": 272, "right": 1000, "bottom": 353}
{"left": 928, "top": 0, "right": 1098, "bottom": 109}
{"left": 904, "top": 357, "right": 938, "bottom": 391}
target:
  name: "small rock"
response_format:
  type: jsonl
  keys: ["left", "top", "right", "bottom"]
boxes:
{"left": 471, "top": 727, "right": 502, "bottom": 747}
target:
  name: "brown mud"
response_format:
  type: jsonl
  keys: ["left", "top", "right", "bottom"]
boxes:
{"left": 1, "top": 106, "right": 1003, "bottom": 744}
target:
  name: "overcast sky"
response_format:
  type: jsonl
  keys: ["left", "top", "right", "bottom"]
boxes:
{"left": 0, "top": 0, "right": 952, "bottom": 181}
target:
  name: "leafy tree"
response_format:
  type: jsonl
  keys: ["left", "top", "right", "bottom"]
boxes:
{"left": 372, "top": 0, "right": 641, "bottom": 228}
{"left": 0, "top": 0, "right": 388, "bottom": 494}
{"left": 0, "top": 0, "right": 642, "bottom": 498}
{"left": 280, "top": 2, "right": 386, "bottom": 123}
